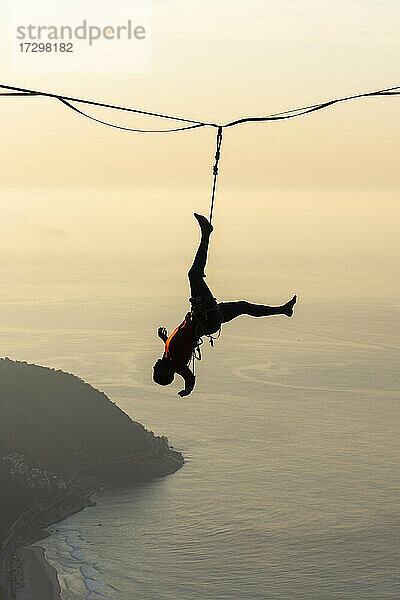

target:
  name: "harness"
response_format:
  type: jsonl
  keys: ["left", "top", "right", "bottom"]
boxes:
{"left": 189, "top": 295, "right": 223, "bottom": 373}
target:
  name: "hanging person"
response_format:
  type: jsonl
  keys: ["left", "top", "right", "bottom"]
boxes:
{"left": 152, "top": 213, "right": 297, "bottom": 397}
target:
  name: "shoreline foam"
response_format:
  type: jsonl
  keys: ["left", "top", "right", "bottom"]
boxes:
{"left": 3, "top": 449, "right": 184, "bottom": 599}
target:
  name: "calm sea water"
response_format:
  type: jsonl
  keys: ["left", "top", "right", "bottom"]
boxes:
{"left": 2, "top": 284, "right": 399, "bottom": 600}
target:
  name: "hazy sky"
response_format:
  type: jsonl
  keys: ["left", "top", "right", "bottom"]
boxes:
{"left": 0, "top": 1, "right": 399, "bottom": 306}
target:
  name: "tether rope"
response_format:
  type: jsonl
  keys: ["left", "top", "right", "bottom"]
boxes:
{"left": 209, "top": 126, "right": 223, "bottom": 225}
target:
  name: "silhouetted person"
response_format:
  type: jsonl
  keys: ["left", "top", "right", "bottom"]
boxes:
{"left": 153, "top": 213, "right": 296, "bottom": 396}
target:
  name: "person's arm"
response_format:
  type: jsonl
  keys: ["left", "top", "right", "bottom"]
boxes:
{"left": 158, "top": 327, "right": 168, "bottom": 343}
{"left": 176, "top": 365, "right": 195, "bottom": 397}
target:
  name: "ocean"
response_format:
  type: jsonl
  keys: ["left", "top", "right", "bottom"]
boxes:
{"left": 2, "top": 280, "right": 399, "bottom": 600}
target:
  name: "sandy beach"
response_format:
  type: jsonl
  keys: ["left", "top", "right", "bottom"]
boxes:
{"left": 16, "top": 546, "right": 61, "bottom": 600}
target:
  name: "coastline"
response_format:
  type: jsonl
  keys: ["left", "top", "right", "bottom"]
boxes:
{"left": 0, "top": 357, "right": 184, "bottom": 599}
{"left": 2, "top": 448, "right": 184, "bottom": 599}
{"left": 16, "top": 546, "right": 62, "bottom": 600}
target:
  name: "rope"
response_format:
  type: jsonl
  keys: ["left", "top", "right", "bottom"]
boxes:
{"left": 209, "top": 126, "right": 223, "bottom": 225}
{"left": 57, "top": 98, "right": 206, "bottom": 133}
{"left": 190, "top": 317, "right": 222, "bottom": 371}
{"left": 1, "top": 80, "right": 400, "bottom": 242}
{"left": 191, "top": 338, "right": 203, "bottom": 376}
{"left": 0, "top": 82, "right": 213, "bottom": 126}
{"left": 189, "top": 300, "right": 223, "bottom": 360}
{"left": 0, "top": 92, "right": 41, "bottom": 96}
{"left": 223, "top": 84, "right": 400, "bottom": 127}
{"left": 2, "top": 82, "right": 399, "bottom": 134}
{"left": 205, "top": 326, "right": 221, "bottom": 347}
{"left": 3, "top": 81, "right": 398, "bottom": 220}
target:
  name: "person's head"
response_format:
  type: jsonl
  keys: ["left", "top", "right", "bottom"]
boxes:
{"left": 153, "top": 358, "right": 175, "bottom": 386}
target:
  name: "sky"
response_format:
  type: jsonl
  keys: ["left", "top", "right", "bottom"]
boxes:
{"left": 0, "top": 0, "right": 399, "bottom": 309}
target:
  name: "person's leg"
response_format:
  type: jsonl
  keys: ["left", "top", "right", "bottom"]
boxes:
{"left": 218, "top": 295, "right": 297, "bottom": 323}
{"left": 188, "top": 213, "right": 215, "bottom": 301}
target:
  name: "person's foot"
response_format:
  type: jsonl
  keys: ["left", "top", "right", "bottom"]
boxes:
{"left": 194, "top": 213, "right": 213, "bottom": 234}
{"left": 283, "top": 295, "right": 297, "bottom": 317}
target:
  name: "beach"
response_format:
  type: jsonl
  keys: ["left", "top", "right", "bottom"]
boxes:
{"left": 16, "top": 546, "right": 61, "bottom": 600}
